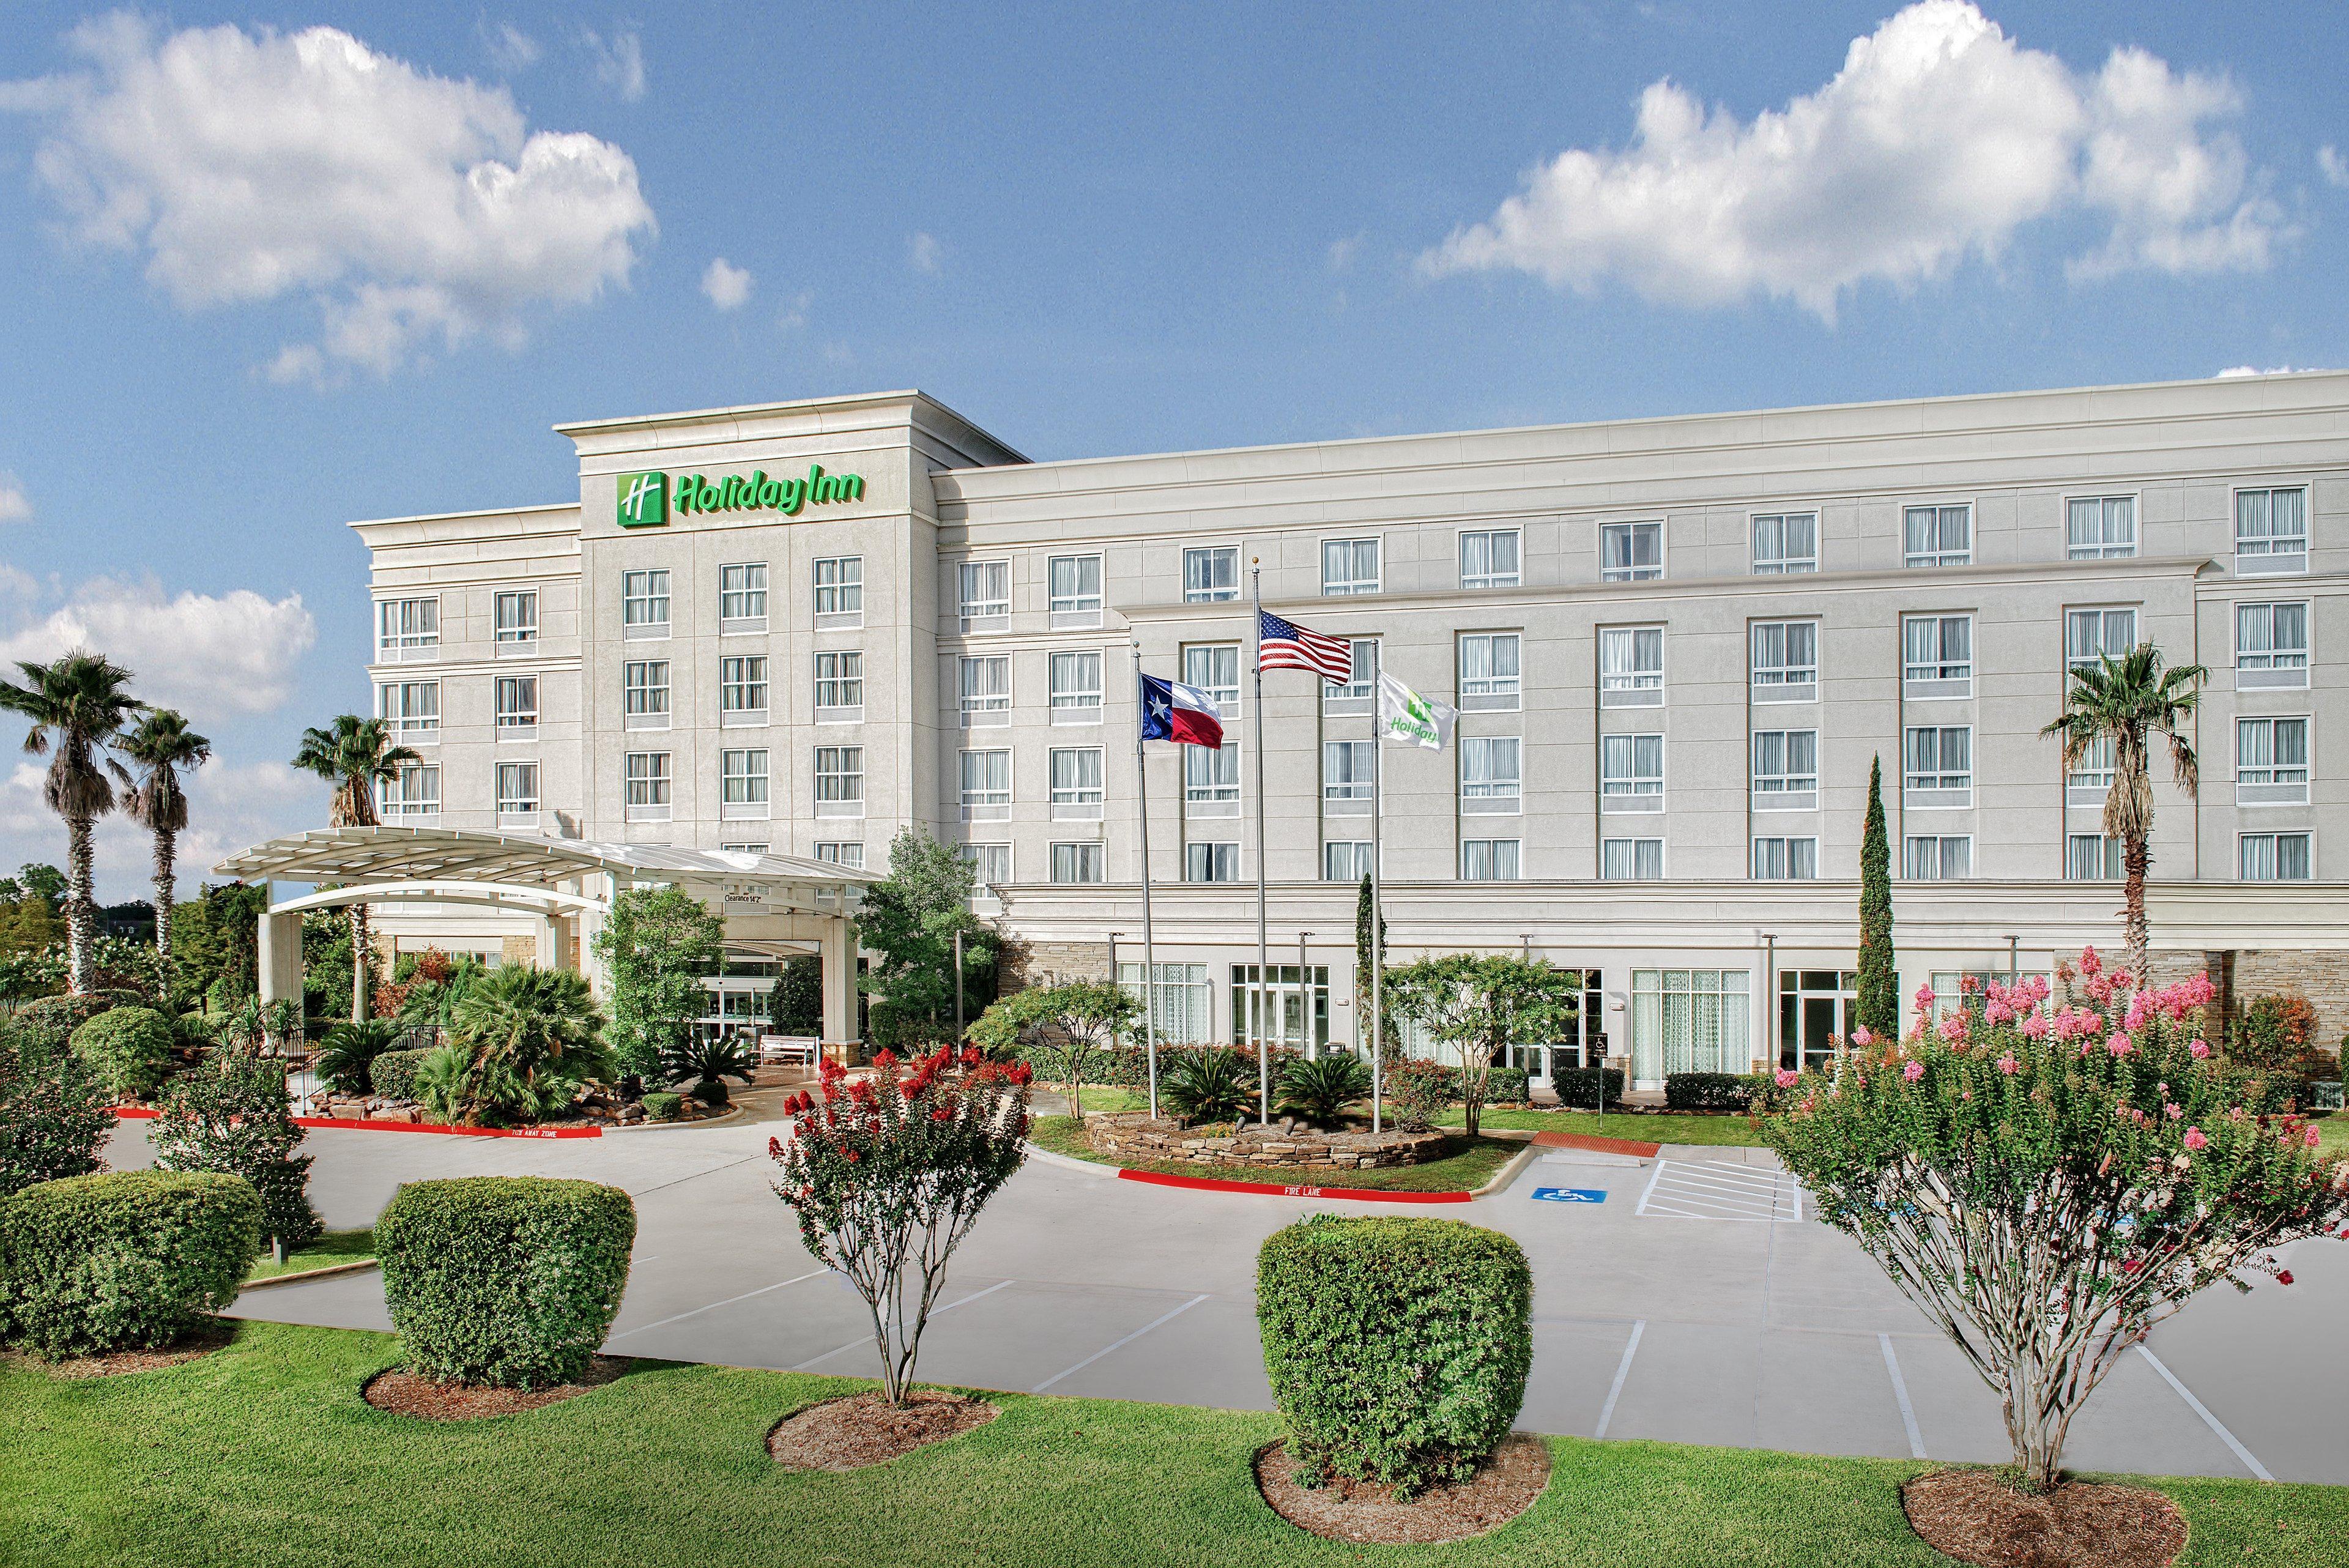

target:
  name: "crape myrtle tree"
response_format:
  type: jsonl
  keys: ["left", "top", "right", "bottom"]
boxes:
{"left": 770, "top": 1046, "right": 1032, "bottom": 1405}
{"left": 1759, "top": 949, "right": 2348, "bottom": 1492}
{"left": 964, "top": 979, "right": 1137, "bottom": 1117}
{"left": 1383, "top": 954, "right": 1577, "bottom": 1137}
{"left": 1855, "top": 754, "right": 1898, "bottom": 1039}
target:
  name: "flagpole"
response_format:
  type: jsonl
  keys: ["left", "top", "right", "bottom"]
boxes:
{"left": 1251, "top": 563, "right": 1269, "bottom": 1126}
{"left": 1132, "top": 649, "right": 1160, "bottom": 1123}
{"left": 1368, "top": 686, "right": 1383, "bottom": 1135}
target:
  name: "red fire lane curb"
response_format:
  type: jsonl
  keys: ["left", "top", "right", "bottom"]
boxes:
{"left": 1115, "top": 1168, "right": 1472, "bottom": 1204}
{"left": 113, "top": 1107, "right": 600, "bottom": 1139}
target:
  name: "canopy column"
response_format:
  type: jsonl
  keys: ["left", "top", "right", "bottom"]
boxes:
{"left": 822, "top": 912, "right": 859, "bottom": 1049}
{"left": 257, "top": 893, "right": 303, "bottom": 1007}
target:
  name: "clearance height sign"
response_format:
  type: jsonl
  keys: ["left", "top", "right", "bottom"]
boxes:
{"left": 617, "top": 465, "right": 866, "bottom": 528}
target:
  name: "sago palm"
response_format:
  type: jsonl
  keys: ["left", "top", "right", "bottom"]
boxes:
{"left": 119, "top": 708, "right": 211, "bottom": 992}
{"left": 0, "top": 651, "right": 143, "bottom": 994}
{"left": 291, "top": 715, "right": 420, "bottom": 1021}
{"left": 2041, "top": 644, "right": 2205, "bottom": 981}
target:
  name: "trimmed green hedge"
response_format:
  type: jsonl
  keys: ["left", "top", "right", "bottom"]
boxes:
{"left": 0, "top": 1170, "right": 261, "bottom": 1357}
{"left": 1486, "top": 1066, "right": 1531, "bottom": 1104}
{"left": 639, "top": 1092, "right": 683, "bottom": 1123}
{"left": 12, "top": 994, "right": 126, "bottom": 1055}
{"left": 1256, "top": 1214, "right": 1532, "bottom": 1495}
{"left": 377, "top": 1176, "right": 636, "bottom": 1388}
{"left": 1551, "top": 1066, "right": 1625, "bottom": 1107}
{"left": 0, "top": 1032, "right": 113, "bottom": 1198}
{"left": 1664, "top": 1071, "right": 1760, "bottom": 1112}
{"left": 369, "top": 1048, "right": 433, "bottom": 1102}
{"left": 69, "top": 1006, "right": 176, "bottom": 1099}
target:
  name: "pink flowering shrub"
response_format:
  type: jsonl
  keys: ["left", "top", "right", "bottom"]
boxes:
{"left": 1757, "top": 958, "right": 2346, "bottom": 1491}
{"left": 770, "top": 1046, "right": 1032, "bottom": 1403}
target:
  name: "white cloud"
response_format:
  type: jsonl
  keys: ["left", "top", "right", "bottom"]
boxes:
{"left": 0, "top": 575, "right": 316, "bottom": 716}
{"left": 2321, "top": 146, "right": 2349, "bottom": 189}
{"left": 480, "top": 20, "right": 540, "bottom": 72}
{"left": 2215, "top": 365, "right": 2321, "bottom": 377}
{"left": 0, "top": 752, "right": 331, "bottom": 900}
{"left": 0, "top": 475, "right": 28, "bottom": 523}
{"left": 1327, "top": 233, "right": 1364, "bottom": 273}
{"left": 1420, "top": 1, "right": 2286, "bottom": 320}
{"left": 776, "top": 289, "right": 812, "bottom": 332}
{"left": 2, "top": 17, "right": 656, "bottom": 383}
{"left": 700, "top": 256, "right": 752, "bottom": 311}
{"left": 907, "top": 231, "right": 944, "bottom": 275}
{"left": 581, "top": 26, "right": 646, "bottom": 102}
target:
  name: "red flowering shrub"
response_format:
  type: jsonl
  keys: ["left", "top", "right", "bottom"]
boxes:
{"left": 770, "top": 1045, "right": 1031, "bottom": 1403}
{"left": 1759, "top": 947, "right": 2347, "bottom": 1491}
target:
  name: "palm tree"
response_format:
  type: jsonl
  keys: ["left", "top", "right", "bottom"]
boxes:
{"left": 0, "top": 652, "right": 143, "bottom": 994}
{"left": 119, "top": 708, "right": 212, "bottom": 990}
{"left": 291, "top": 715, "right": 420, "bottom": 1022}
{"left": 2041, "top": 644, "right": 2206, "bottom": 982}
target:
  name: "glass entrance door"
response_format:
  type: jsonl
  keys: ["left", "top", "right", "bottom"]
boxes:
{"left": 1231, "top": 965, "right": 1330, "bottom": 1055}
{"left": 1778, "top": 968, "right": 1858, "bottom": 1071}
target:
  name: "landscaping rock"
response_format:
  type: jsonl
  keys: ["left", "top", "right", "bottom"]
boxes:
{"left": 1084, "top": 1113, "right": 1449, "bottom": 1170}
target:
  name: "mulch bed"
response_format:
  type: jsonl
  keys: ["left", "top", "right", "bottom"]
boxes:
{"left": 1253, "top": 1435, "right": 1551, "bottom": 1545}
{"left": 767, "top": 1392, "right": 999, "bottom": 1472}
{"left": 362, "top": 1356, "right": 631, "bottom": 1421}
{"left": 2, "top": 1319, "right": 236, "bottom": 1380}
{"left": 1902, "top": 1468, "right": 2188, "bottom": 1568}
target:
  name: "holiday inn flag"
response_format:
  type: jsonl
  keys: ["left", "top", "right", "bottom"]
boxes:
{"left": 1376, "top": 671, "right": 1456, "bottom": 751}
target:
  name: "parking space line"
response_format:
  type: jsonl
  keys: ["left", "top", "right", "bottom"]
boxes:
{"left": 1031, "top": 1293, "right": 1212, "bottom": 1392}
{"left": 607, "top": 1268, "right": 831, "bottom": 1340}
{"left": 1879, "top": 1333, "right": 1926, "bottom": 1458}
{"left": 788, "top": 1277, "right": 1017, "bottom": 1372}
{"left": 2137, "top": 1345, "right": 2271, "bottom": 1481}
{"left": 1594, "top": 1319, "right": 1645, "bottom": 1440}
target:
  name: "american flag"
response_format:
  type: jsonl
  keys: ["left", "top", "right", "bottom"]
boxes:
{"left": 1257, "top": 609, "right": 1353, "bottom": 682}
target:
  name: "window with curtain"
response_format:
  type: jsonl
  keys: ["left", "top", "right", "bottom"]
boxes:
{"left": 1902, "top": 615, "right": 1972, "bottom": 683}
{"left": 1117, "top": 962, "right": 1213, "bottom": 1042}
{"left": 1324, "top": 638, "right": 1379, "bottom": 709}
{"left": 1050, "top": 843, "right": 1105, "bottom": 883}
{"left": 2066, "top": 497, "right": 2137, "bottom": 559}
{"left": 2066, "top": 833, "right": 2123, "bottom": 880}
{"left": 1750, "top": 622, "right": 1817, "bottom": 692}
{"left": 959, "top": 749, "right": 1011, "bottom": 809}
{"left": 1601, "top": 838, "right": 1664, "bottom": 880}
{"left": 1048, "top": 554, "right": 1104, "bottom": 616}
{"left": 1598, "top": 626, "right": 1663, "bottom": 699}
{"left": 1459, "top": 633, "right": 1521, "bottom": 706}
{"left": 621, "top": 571, "right": 668, "bottom": 632}
{"left": 377, "top": 680, "right": 439, "bottom": 736}
{"left": 814, "top": 652, "right": 862, "bottom": 712}
{"left": 379, "top": 762, "right": 440, "bottom": 817}
{"left": 1903, "top": 505, "right": 1971, "bottom": 567}
{"left": 2065, "top": 608, "right": 2137, "bottom": 671}
{"left": 814, "top": 556, "right": 863, "bottom": 616}
{"left": 1185, "top": 741, "right": 1240, "bottom": 804}
{"left": 958, "top": 560, "right": 1011, "bottom": 622}
{"left": 1323, "top": 841, "right": 1372, "bottom": 881}
{"left": 2235, "top": 488, "right": 2307, "bottom": 560}
{"left": 1460, "top": 839, "right": 1520, "bottom": 880}
{"left": 1321, "top": 538, "right": 1380, "bottom": 595}
{"left": 376, "top": 596, "right": 440, "bottom": 657}
{"left": 960, "top": 843, "right": 1011, "bottom": 888}
{"left": 1323, "top": 739, "right": 1373, "bottom": 801}
{"left": 1049, "top": 650, "right": 1104, "bottom": 716}
{"left": 493, "top": 590, "right": 537, "bottom": 645}
{"left": 1751, "top": 730, "right": 1818, "bottom": 795}
{"left": 1184, "top": 843, "right": 1239, "bottom": 883}
{"left": 1460, "top": 737, "right": 1521, "bottom": 806}
{"left": 2240, "top": 832, "right": 2312, "bottom": 881}
{"left": 1631, "top": 969, "right": 1750, "bottom": 1076}
{"left": 1459, "top": 529, "right": 1521, "bottom": 589}
{"left": 2236, "top": 603, "right": 2309, "bottom": 670}
{"left": 493, "top": 676, "right": 536, "bottom": 732}
{"left": 1182, "top": 644, "right": 1241, "bottom": 712}
{"left": 1903, "top": 726, "right": 1971, "bottom": 791}
{"left": 2066, "top": 734, "right": 2116, "bottom": 790}
{"left": 719, "top": 562, "right": 768, "bottom": 623}
{"left": 1902, "top": 835, "right": 1971, "bottom": 879}
{"left": 1751, "top": 513, "right": 1817, "bottom": 574}
{"left": 1600, "top": 521, "right": 1662, "bottom": 581}
{"left": 720, "top": 749, "right": 770, "bottom": 809}
{"left": 1183, "top": 546, "right": 1239, "bottom": 603}
{"left": 1049, "top": 747, "right": 1104, "bottom": 806}
{"left": 814, "top": 747, "right": 863, "bottom": 803}
{"left": 2236, "top": 716, "right": 2309, "bottom": 784}
{"left": 495, "top": 762, "right": 538, "bottom": 817}
{"left": 720, "top": 655, "right": 768, "bottom": 718}
{"left": 623, "top": 660, "right": 669, "bottom": 721}
{"left": 959, "top": 655, "right": 1009, "bottom": 722}
{"left": 623, "top": 752, "right": 670, "bottom": 811}
{"left": 1600, "top": 733, "right": 1664, "bottom": 797}
{"left": 1751, "top": 838, "right": 1817, "bottom": 879}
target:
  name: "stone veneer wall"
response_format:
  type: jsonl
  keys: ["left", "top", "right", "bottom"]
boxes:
{"left": 1084, "top": 1112, "right": 1449, "bottom": 1170}
{"left": 998, "top": 938, "right": 1112, "bottom": 998}
{"left": 2143, "top": 948, "right": 2349, "bottom": 1058}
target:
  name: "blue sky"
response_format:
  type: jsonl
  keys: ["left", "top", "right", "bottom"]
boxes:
{"left": 0, "top": 2, "right": 2342, "bottom": 897}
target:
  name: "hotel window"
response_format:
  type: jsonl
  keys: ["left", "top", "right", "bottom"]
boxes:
{"left": 1631, "top": 969, "right": 1751, "bottom": 1078}
{"left": 377, "top": 680, "right": 439, "bottom": 740}
{"left": 813, "top": 556, "right": 863, "bottom": 622}
{"left": 2240, "top": 831, "right": 2313, "bottom": 882}
{"left": 2066, "top": 833, "right": 2124, "bottom": 881}
{"left": 1184, "top": 741, "right": 1240, "bottom": 809}
{"left": 1598, "top": 626, "right": 1663, "bottom": 705}
{"left": 1049, "top": 650, "right": 1104, "bottom": 721}
{"left": 719, "top": 843, "right": 770, "bottom": 856}
{"left": 492, "top": 590, "right": 537, "bottom": 651}
{"left": 1460, "top": 737, "right": 1521, "bottom": 813}
{"left": 623, "top": 752, "right": 671, "bottom": 820}
{"left": 1750, "top": 621, "right": 1817, "bottom": 700}
{"left": 379, "top": 761, "right": 439, "bottom": 819}
{"left": 814, "top": 746, "right": 863, "bottom": 812}
{"left": 2066, "top": 607, "right": 2137, "bottom": 672}
{"left": 720, "top": 749, "right": 770, "bottom": 817}
{"left": 1186, "top": 842, "right": 1240, "bottom": 883}
{"left": 1460, "top": 839, "right": 1520, "bottom": 880}
{"left": 1459, "top": 529, "right": 1521, "bottom": 590}
{"left": 2236, "top": 601, "right": 2310, "bottom": 688}
{"left": 814, "top": 651, "right": 863, "bottom": 716}
{"left": 1321, "top": 538, "right": 1381, "bottom": 596}
{"left": 1049, "top": 747, "right": 1105, "bottom": 816}
{"left": 1458, "top": 633, "right": 1521, "bottom": 711}
{"left": 718, "top": 563, "right": 768, "bottom": 629}
{"left": 1324, "top": 638, "right": 1379, "bottom": 713}
{"left": 1182, "top": 644, "right": 1241, "bottom": 715}
{"left": 959, "top": 655, "right": 1010, "bottom": 726}
{"left": 374, "top": 596, "right": 439, "bottom": 662}
{"left": 1323, "top": 841, "right": 1373, "bottom": 882}
{"left": 1904, "top": 504, "right": 1971, "bottom": 568}
{"left": 2068, "top": 496, "right": 2138, "bottom": 559}
{"left": 1051, "top": 842, "right": 1105, "bottom": 885}
{"left": 1123, "top": 962, "right": 1215, "bottom": 1044}
{"left": 1751, "top": 837, "right": 1817, "bottom": 880}
{"left": 1903, "top": 834, "right": 1972, "bottom": 880}
{"left": 1751, "top": 730, "right": 1818, "bottom": 798}
{"left": 959, "top": 749, "right": 1011, "bottom": 819}
{"left": 492, "top": 675, "right": 536, "bottom": 736}
{"left": 494, "top": 762, "right": 538, "bottom": 822}
{"left": 961, "top": 843, "right": 1012, "bottom": 890}
{"left": 622, "top": 570, "right": 669, "bottom": 637}
{"left": 2236, "top": 716, "right": 2309, "bottom": 790}
{"left": 720, "top": 655, "right": 768, "bottom": 723}
{"left": 1902, "top": 614, "right": 1972, "bottom": 690}
{"left": 1183, "top": 546, "right": 1239, "bottom": 603}
{"left": 1601, "top": 838, "right": 1664, "bottom": 880}
{"left": 1752, "top": 513, "right": 1818, "bottom": 574}
{"left": 814, "top": 841, "right": 864, "bottom": 869}
{"left": 2235, "top": 487, "right": 2308, "bottom": 573}
{"left": 1600, "top": 520, "right": 1662, "bottom": 582}
{"left": 622, "top": 660, "right": 669, "bottom": 729}
{"left": 1600, "top": 733, "right": 1664, "bottom": 803}
{"left": 1048, "top": 554, "right": 1104, "bottom": 627}
{"left": 1903, "top": 726, "right": 1972, "bottom": 793}
{"left": 1323, "top": 739, "right": 1375, "bottom": 804}
{"left": 958, "top": 560, "right": 1010, "bottom": 629}
{"left": 2067, "top": 734, "right": 2117, "bottom": 793}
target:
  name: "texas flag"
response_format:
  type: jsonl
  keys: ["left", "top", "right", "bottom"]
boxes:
{"left": 1138, "top": 673, "right": 1225, "bottom": 747}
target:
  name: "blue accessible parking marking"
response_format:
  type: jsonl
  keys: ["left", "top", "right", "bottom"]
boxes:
{"left": 1531, "top": 1187, "right": 1607, "bottom": 1204}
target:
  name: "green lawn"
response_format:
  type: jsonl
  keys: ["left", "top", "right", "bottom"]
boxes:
{"left": 245, "top": 1228, "right": 376, "bottom": 1284}
{"left": 2, "top": 1320, "right": 2340, "bottom": 1567}
{"left": 1030, "top": 1116, "right": 1525, "bottom": 1192}
{"left": 1469, "top": 1107, "right": 1770, "bottom": 1146}
{"left": 2309, "top": 1111, "right": 2349, "bottom": 1159}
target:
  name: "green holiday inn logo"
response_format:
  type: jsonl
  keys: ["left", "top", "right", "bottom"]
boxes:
{"left": 614, "top": 464, "right": 865, "bottom": 528}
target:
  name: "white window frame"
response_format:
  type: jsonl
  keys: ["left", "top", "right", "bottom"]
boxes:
{"left": 1323, "top": 841, "right": 1373, "bottom": 882}
{"left": 374, "top": 596, "right": 439, "bottom": 663}
{"left": 1902, "top": 614, "right": 1973, "bottom": 699}
{"left": 1598, "top": 625, "right": 1663, "bottom": 707}
{"left": 1323, "top": 738, "right": 1375, "bottom": 813}
{"left": 1751, "top": 729, "right": 1819, "bottom": 808}
{"left": 1049, "top": 649, "right": 1104, "bottom": 724}
{"left": 2065, "top": 832, "right": 2124, "bottom": 881}
{"left": 814, "top": 650, "right": 863, "bottom": 719}
{"left": 1904, "top": 503, "right": 1972, "bottom": 568}
{"left": 1050, "top": 842, "right": 1105, "bottom": 885}
{"left": 492, "top": 590, "right": 537, "bottom": 654}
{"left": 2233, "top": 486, "right": 2308, "bottom": 576}
{"left": 813, "top": 841, "right": 865, "bottom": 869}
{"left": 2066, "top": 734, "right": 2117, "bottom": 807}
{"left": 1751, "top": 836, "right": 1818, "bottom": 880}
{"left": 622, "top": 570, "right": 670, "bottom": 639}
{"left": 813, "top": 555, "right": 864, "bottom": 626}
{"left": 1048, "top": 746, "right": 1105, "bottom": 820}
{"left": 1184, "top": 841, "right": 1241, "bottom": 883}
{"left": 958, "top": 560, "right": 1011, "bottom": 631}
{"left": 718, "top": 562, "right": 769, "bottom": 631}
{"left": 2065, "top": 606, "right": 2138, "bottom": 673}
{"left": 1184, "top": 740, "right": 1241, "bottom": 816}
{"left": 959, "top": 654, "right": 1010, "bottom": 728}
{"left": 962, "top": 843, "right": 1012, "bottom": 890}
{"left": 1751, "top": 512, "right": 1818, "bottom": 574}
{"left": 1320, "top": 538, "right": 1381, "bottom": 596}
{"left": 1600, "top": 520, "right": 1662, "bottom": 582}
{"left": 622, "top": 659, "right": 670, "bottom": 731}
{"left": 2235, "top": 715, "right": 2310, "bottom": 805}
{"left": 1902, "top": 834, "right": 1972, "bottom": 880}
{"left": 492, "top": 675, "right": 537, "bottom": 738}
{"left": 2238, "top": 831, "right": 2313, "bottom": 882}
{"left": 1600, "top": 732, "right": 1664, "bottom": 811}
{"left": 494, "top": 760, "right": 538, "bottom": 823}
{"left": 720, "top": 748, "right": 771, "bottom": 819}
{"left": 378, "top": 760, "right": 440, "bottom": 819}
{"left": 959, "top": 748, "right": 1011, "bottom": 822}
{"left": 1458, "top": 631, "right": 1521, "bottom": 712}
{"left": 2066, "top": 495, "right": 2139, "bottom": 560}
{"left": 1182, "top": 644, "right": 1241, "bottom": 718}
{"left": 1323, "top": 637, "right": 1379, "bottom": 716}
{"left": 1749, "top": 621, "right": 1817, "bottom": 703}
{"left": 1183, "top": 545, "right": 1239, "bottom": 604}
{"left": 1903, "top": 725, "right": 1972, "bottom": 801}
{"left": 376, "top": 680, "right": 439, "bottom": 742}
{"left": 1048, "top": 553, "right": 1104, "bottom": 628}
{"left": 2235, "top": 601, "right": 2310, "bottom": 690}
{"left": 1460, "top": 838, "right": 1520, "bottom": 880}
{"left": 1601, "top": 838, "right": 1664, "bottom": 881}
{"left": 623, "top": 751, "right": 671, "bottom": 822}
{"left": 814, "top": 746, "right": 864, "bottom": 817}
{"left": 719, "top": 655, "right": 769, "bottom": 726}
{"left": 1459, "top": 529, "right": 1522, "bottom": 590}
{"left": 1460, "top": 736, "right": 1521, "bottom": 816}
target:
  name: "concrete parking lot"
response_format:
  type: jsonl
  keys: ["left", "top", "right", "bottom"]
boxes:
{"left": 114, "top": 1117, "right": 2347, "bottom": 1484}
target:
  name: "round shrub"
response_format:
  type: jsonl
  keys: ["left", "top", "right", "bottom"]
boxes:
{"left": 69, "top": 1006, "right": 176, "bottom": 1099}
{"left": 376, "top": 1176, "right": 635, "bottom": 1388}
{"left": 368, "top": 1047, "right": 432, "bottom": 1102}
{"left": 1663, "top": 1071, "right": 1757, "bottom": 1112}
{"left": 150, "top": 1053, "right": 320, "bottom": 1252}
{"left": 1386, "top": 1058, "right": 1457, "bottom": 1133}
{"left": 639, "top": 1091, "right": 683, "bottom": 1122}
{"left": 1256, "top": 1214, "right": 1531, "bottom": 1496}
{"left": 0, "top": 1032, "right": 113, "bottom": 1198}
{"left": 0, "top": 1170, "right": 261, "bottom": 1357}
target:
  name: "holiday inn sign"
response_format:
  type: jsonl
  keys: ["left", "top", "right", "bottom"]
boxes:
{"left": 617, "top": 464, "right": 867, "bottom": 527}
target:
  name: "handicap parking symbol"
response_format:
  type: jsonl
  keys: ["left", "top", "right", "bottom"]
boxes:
{"left": 1530, "top": 1186, "right": 1606, "bottom": 1204}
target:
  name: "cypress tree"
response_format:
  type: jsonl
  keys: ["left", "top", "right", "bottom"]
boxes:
{"left": 1354, "top": 872, "right": 1391, "bottom": 1060}
{"left": 1856, "top": 754, "right": 1898, "bottom": 1037}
